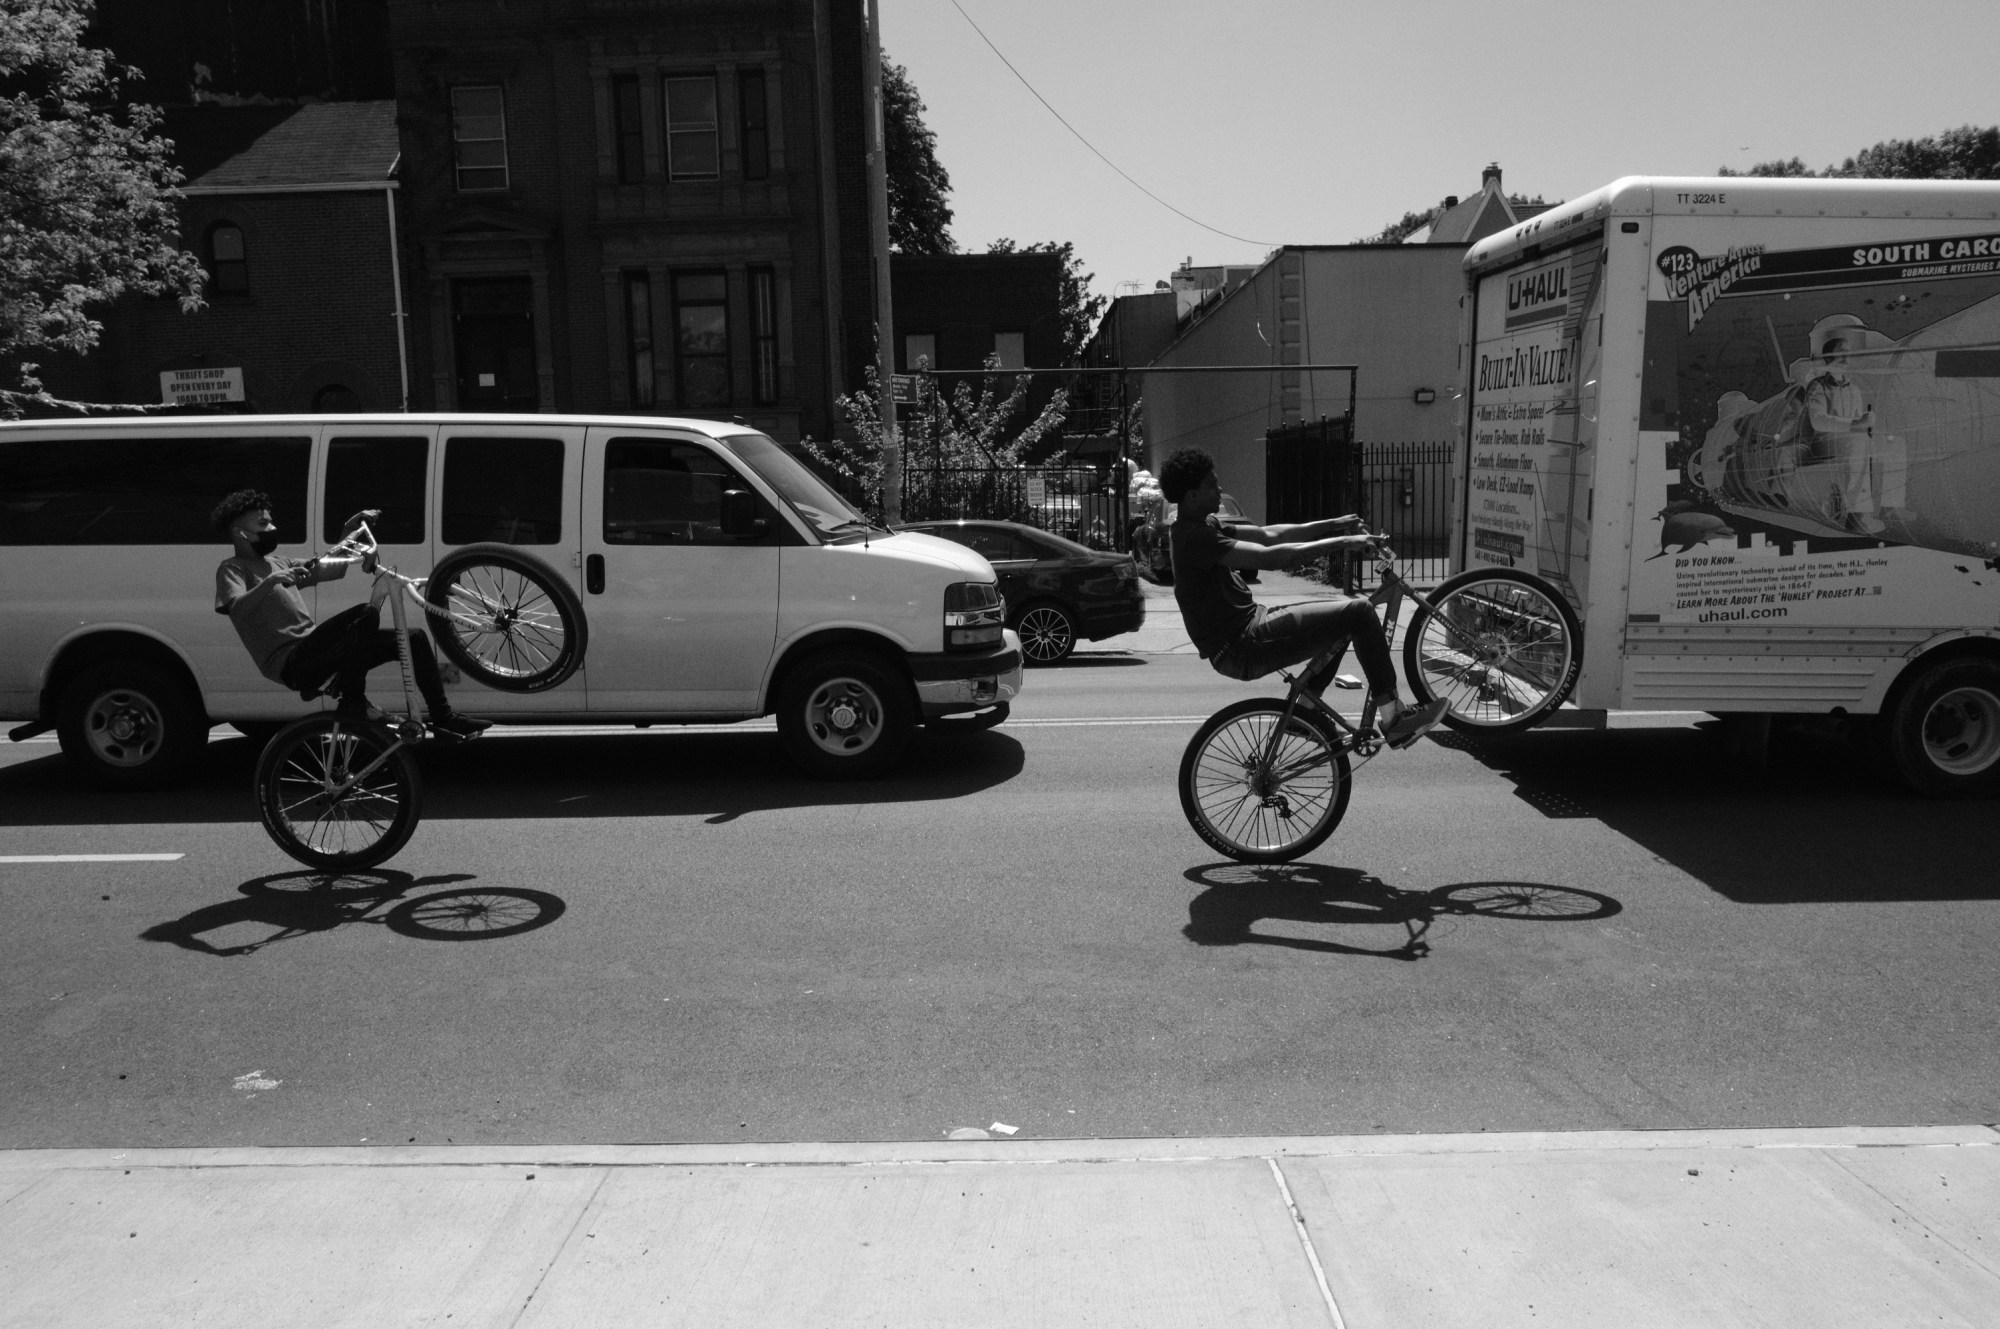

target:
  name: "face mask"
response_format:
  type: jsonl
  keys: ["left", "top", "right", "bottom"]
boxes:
{"left": 248, "top": 531, "right": 280, "bottom": 556}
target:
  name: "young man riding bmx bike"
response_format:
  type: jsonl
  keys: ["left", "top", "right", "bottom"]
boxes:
{"left": 1161, "top": 448, "right": 1446, "bottom": 749}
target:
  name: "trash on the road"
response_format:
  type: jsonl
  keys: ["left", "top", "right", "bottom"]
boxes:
{"left": 947, "top": 1127, "right": 991, "bottom": 1140}
{"left": 989, "top": 1122, "right": 1019, "bottom": 1135}
{"left": 232, "top": 1071, "right": 280, "bottom": 1093}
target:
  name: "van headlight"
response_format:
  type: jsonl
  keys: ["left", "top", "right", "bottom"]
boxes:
{"left": 944, "top": 581, "right": 1005, "bottom": 650}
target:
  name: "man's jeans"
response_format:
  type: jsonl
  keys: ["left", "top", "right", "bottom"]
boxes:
{"left": 1209, "top": 598, "right": 1396, "bottom": 696}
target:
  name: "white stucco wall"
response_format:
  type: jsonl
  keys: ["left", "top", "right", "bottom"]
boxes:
{"left": 1140, "top": 245, "right": 1466, "bottom": 523}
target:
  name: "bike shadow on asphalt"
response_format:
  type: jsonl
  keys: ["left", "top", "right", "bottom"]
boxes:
{"left": 1181, "top": 862, "right": 1621, "bottom": 962}
{"left": 1419, "top": 722, "right": 2000, "bottom": 905}
{"left": 139, "top": 869, "right": 567, "bottom": 957}
{"left": 0, "top": 727, "right": 1026, "bottom": 828}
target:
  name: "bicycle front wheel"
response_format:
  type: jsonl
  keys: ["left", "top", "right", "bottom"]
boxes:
{"left": 1179, "top": 699, "right": 1352, "bottom": 863}
{"left": 255, "top": 717, "right": 423, "bottom": 870}
{"left": 426, "top": 544, "right": 587, "bottom": 693}
{"left": 1404, "top": 569, "right": 1582, "bottom": 734}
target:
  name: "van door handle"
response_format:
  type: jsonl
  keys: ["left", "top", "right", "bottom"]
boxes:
{"left": 586, "top": 553, "right": 605, "bottom": 594}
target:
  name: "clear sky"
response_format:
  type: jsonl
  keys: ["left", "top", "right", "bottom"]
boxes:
{"left": 881, "top": 0, "right": 2000, "bottom": 300}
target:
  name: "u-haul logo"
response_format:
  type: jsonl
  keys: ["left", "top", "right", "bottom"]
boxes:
{"left": 1503, "top": 261, "right": 1569, "bottom": 329}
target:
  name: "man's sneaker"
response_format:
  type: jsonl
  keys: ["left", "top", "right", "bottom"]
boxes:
{"left": 429, "top": 712, "right": 491, "bottom": 742}
{"left": 1380, "top": 698, "right": 1448, "bottom": 749}
{"left": 334, "top": 700, "right": 388, "bottom": 725}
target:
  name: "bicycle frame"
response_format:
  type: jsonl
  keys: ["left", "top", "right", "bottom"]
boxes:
{"left": 1250, "top": 541, "right": 1445, "bottom": 778}
{"left": 308, "top": 521, "right": 433, "bottom": 794}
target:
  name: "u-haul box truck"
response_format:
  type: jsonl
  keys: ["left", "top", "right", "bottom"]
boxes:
{"left": 1456, "top": 176, "right": 2000, "bottom": 796}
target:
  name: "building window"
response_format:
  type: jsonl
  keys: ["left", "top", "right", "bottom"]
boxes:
{"left": 207, "top": 223, "right": 248, "bottom": 295}
{"left": 664, "top": 74, "right": 719, "bottom": 181}
{"left": 451, "top": 85, "right": 509, "bottom": 191}
{"left": 611, "top": 72, "right": 644, "bottom": 183}
{"left": 625, "top": 270, "right": 655, "bottom": 407}
{"left": 993, "top": 331, "right": 1026, "bottom": 370}
{"left": 903, "top": 333, "right": 936, "bottom": 371}
{"left": 749, "top": 267, "right": 777, "bottom": 404}
{"left": 738, "top": 68, "right": 769, "bottom": 181}
{"left": 673, "top": 271, "right": 729, "bottom": 407}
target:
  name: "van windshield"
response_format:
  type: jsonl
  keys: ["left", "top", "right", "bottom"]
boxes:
{"left": 719, "top": 432, "right": 874, "bottom": 539}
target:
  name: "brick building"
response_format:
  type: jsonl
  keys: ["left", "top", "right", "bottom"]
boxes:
{"left": 41, "top": 102, "right": 408, "bottom": 414}
{"left": 387, "top": 0, "right": 878, "bottom": 441}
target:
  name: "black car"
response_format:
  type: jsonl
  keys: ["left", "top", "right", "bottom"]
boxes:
{"left": 898, "top": 519, "right": 1144, "bottom": 664}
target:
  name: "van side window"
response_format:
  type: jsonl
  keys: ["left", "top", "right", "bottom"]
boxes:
{"left": 0, "top": 435, "right": 308, "bottom": 545}
{"left": 442, "top": 436, "right": 564, "bottom": 545}
{"left": 604, "top": 437, "right": 766, "bottom": 546}
{"left": 325, "top": 436, "right": 428, "bottom": 543}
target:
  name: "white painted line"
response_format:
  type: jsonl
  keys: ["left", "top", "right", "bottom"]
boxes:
{"left": 0, "top": 853, "right": 185, "bottom": 863}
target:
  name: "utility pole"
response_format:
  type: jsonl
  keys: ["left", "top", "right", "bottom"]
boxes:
{"left": 863, "top": 0, "right": 899, "bottom": 522}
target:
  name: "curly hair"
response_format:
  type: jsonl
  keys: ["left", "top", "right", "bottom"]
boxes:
{"left": 210, "top": 489, "right": 273, "bottom": 539}
{"left": 1159, "top": 448, "right": 1214, "bottom": 504}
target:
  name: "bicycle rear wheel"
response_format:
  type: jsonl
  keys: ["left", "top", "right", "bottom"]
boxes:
{"left": 1179, "top": 699, "right": 1352, "bottom": 863}
{"left": 1404, "top": 569, "right": 1581, "bottom": 734}
{"left": 255, "top": 716, "right": 423, "bottom": 870}
{"left": 426, "top": 544, "right": 587, "bottom": 693}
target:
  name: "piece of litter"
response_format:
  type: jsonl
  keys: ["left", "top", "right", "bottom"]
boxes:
{"left": 946, "top": 1127, "right": 991, "bottom": 1141}
{"left": 232, "top": 1071, "right": 281, "bottom": 1093}
{"left": 988, "top": 1122, "right": 1018, "bottom": 1136}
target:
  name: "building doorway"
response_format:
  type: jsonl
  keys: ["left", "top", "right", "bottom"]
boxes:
{"left": 452, "top": 277, "right": 540, "bottom": 410}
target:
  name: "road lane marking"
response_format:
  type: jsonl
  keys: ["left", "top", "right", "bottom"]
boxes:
{"left": 0, "top": 854, "right": 185, "bottom": 863}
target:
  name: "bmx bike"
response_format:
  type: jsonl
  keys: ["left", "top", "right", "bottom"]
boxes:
{"left": 1178, "top": 533, "right": 1582, "bottom": 863}
{"left": 253, "top": 519, "right": 587, "bottom": 871}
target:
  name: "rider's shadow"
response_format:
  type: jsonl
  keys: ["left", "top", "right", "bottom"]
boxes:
{"left": 140, "top": 870, "right": 561, "bottom": 955}
{"left": 1183, "top": 863, "right": 1620, "bottom": 961}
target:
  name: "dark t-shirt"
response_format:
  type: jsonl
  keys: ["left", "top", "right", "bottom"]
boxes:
{"left": 1170, "top": 513, "right": 1256, "bottom": 657}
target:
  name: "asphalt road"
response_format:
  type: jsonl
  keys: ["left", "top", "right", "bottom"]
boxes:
{"left": 4, "top": 651, "right": 1997, "bottom": 1150}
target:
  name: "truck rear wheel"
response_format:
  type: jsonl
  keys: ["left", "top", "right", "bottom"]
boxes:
{"left": 1882, "top": 657, "right": 2000, "bottom": 798}
{"left": 56, "top": 661, "right": 206, "bottom": 790}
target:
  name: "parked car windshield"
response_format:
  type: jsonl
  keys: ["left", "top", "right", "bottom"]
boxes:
{"left": 719, "top": 432, "right": 871, "bottom": 538}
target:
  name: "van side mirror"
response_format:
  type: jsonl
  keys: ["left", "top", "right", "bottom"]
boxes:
{"left": 719, "top": 489, "right": 765, "bottom": 538}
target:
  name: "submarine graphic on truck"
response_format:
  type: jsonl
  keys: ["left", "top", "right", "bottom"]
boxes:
{"left": 1688, "top": 292, "right": 2000, "bottom": 563}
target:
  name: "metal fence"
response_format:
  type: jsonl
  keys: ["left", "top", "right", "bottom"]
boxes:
{"left": 901, "top": 464, "right": 1126, "bottom": 548}
{"left": 1353, "top": 441, "right": 1455, "bottom": 587}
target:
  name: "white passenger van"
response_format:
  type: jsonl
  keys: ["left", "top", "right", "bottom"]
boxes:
{"left": 1456, "top": 176, "right": 2000, "bottom": 795}
{"left": 0, "top": 414, "right": 1022, "bottom": 786}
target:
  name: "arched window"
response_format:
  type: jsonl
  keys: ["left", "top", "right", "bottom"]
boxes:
{"left": 207, "top": 224, "right": 248, "bottom": 296}
{"left": 313, "top": 384, "right": 362, "bottom": 413}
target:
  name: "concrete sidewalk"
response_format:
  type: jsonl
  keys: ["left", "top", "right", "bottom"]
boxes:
{"left": 4, "top": 1126, "right": 1995, "bottom": 1327}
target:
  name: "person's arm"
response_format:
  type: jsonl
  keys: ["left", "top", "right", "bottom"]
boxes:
{"left": 215, "top": 559, "right": 311, "bottom": 616}
{"left": 1220, "top": 533, "right": 1379, "bottom": 572}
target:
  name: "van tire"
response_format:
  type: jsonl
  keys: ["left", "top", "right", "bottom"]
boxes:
{"left": 425, "top": 544, "right": 587, "bottom": 693}
{"left": 1882, "top": 657, "right": 2000, "bottom": 798}
{"left": 776, "top": 651, "right": 915, "bottom": 779}
{"left": 56, "top": 661, "right": 206, "bottom": 790}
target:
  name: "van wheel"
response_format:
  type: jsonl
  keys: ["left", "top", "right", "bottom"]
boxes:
{"left": 56, "top": 662, "right": 205, "bottom": 790}
{"left": 1883, "top": 657, "right": 2000, "bottom": 798}
{"left": 776, "top": 651, "right": 914, "bottom": 779}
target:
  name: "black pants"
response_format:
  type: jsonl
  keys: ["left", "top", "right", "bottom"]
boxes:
{"left": 280, "top": 603, "right": 450, "bottom": 714}
{"left": 1209, "top": 598, "right": 1398, "bottom": 696}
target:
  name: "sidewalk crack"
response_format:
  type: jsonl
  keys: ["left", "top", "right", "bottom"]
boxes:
{"left": 504, "top": 1168, "right": 611, "bottom": 1328}
{"left": 1826, "top": 1149, "right": 2000, "bottom": 1284}
{"left": 1265, "top": 1156, "right": 1348, "bottom": 1329}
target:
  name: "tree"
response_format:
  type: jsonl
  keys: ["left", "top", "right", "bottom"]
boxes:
{"left": 801, "top": 359, "right": 1069, "bottom": 517}
{"left": 1, "top": 0, "right": 205, "bottom": 415}
{"left": 882, "top": 53, "right": 955, "bottom": 255}
{"left": 986, "top": 238, "right": 1106, "bottom": 365}
{"left": 1719, "top": 126, "right": 2000, "bottom": 179}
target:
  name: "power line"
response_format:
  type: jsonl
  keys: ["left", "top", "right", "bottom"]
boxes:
{"left": 946, "top": 0, "right": 1278, "bottom": 249}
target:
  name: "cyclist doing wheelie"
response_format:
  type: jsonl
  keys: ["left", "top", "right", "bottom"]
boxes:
{"left": 210, "top": 490, "right": 489, "bottom": 741}
{"left": 1161, "top": 449, "right": 1446, "bottom": 749}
